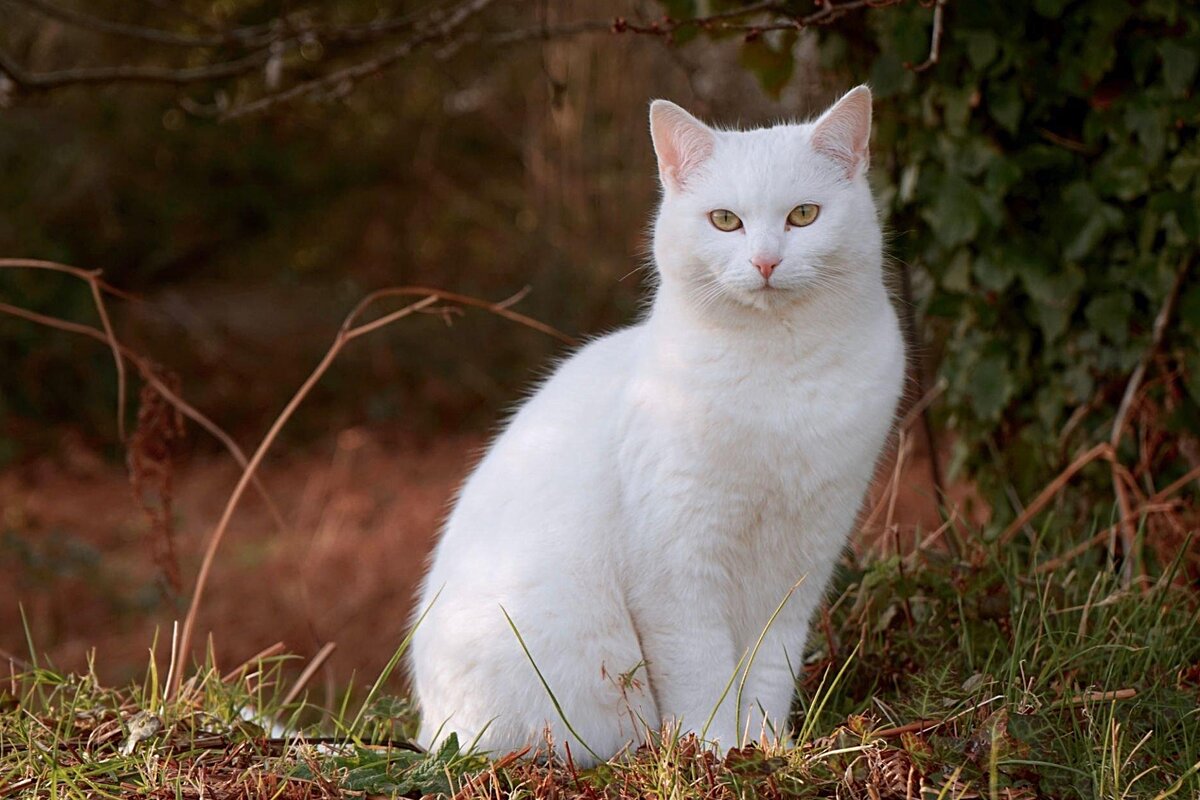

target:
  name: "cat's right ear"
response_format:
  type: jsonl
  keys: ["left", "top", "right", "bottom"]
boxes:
{"left": 649, "top": 100, "right": 715, "bottom": 193}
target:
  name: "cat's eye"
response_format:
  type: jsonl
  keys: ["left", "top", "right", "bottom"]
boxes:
{"left": 787, "top": 204, "right": 820, "bottom": 227}
{"left": 708, "top": 209, "right": 743, "bottom": 232}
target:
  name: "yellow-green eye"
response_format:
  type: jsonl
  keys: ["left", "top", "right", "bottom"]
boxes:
{"left": 708, "top": 209, "right": 743, "bottom": 232}
{"left": 787, "top": 203, "right": 820, "bottom": 227}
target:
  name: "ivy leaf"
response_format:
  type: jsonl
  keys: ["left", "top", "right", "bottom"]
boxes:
{"left": 1167, "top": 147, "right": 1200, "bottom": 191}
{"left": 985, "top": 158, "right": 1023, "bottom": 197}
{"left": 987, "top": 81, "right": 1023, "bottom": 134}
{"left": 1149, "top": 190, "right": 1200, "bottom": 240}
{"left": 1159, "top": 40, "right": 1199, "bottom": 96}
{"left": 1124, "top": 104, "right": 1168, "bottom": 165}
{"left": 972, "top": 253, "right": 1014, "bottom": 292}
{"left": 1063, "top": 214, "right": 1110, "bottom": 261}
{"left": 1085, "top": 292, "right": 1133, "bottom": 345}
{"left": 964, "top": 31, "right": 999, "bottom": 70}
{"left": 1095, "top": 148, "right": 1151, "bottom": 201}
{"left": 942, "top": 87, "right": 975, "bottom": 135}
{"left": 924, "top": 173, "right": 982, "bottom": 247}
{"left": 1020, "top": 261, "right": 1084, "bottom": 342}
{"left": 968, "top": 352, "right": 1014, "bottom": 421}
{"left": 942, "top": 249, "right": 973, "bottom": 293}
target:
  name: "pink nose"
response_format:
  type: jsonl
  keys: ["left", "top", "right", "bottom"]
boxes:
{"left": 751, "top": 255, "right": 780, "bottom": 280}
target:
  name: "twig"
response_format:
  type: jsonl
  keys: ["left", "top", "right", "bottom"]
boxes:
{"left": 0, "top": 260, "right": 124, "bottom": 438}
{"left": 10, "top": 0, "right": 235, "bottom": 47}
{"left": 1151, "top": 462, "right": 1200, "bottom": 506}
{"left": 221, "top": 642, "right": 288, "bottom": 683}
{"left": 0, "top": 647, "right": 34, "bottom": 672}
{"left": 168, "top": 284, "right": 574, "bottom": 699}
{"left": 906, "top": 0, "right": 946, "bottom": 72}
{"left": 220, "top": 0, "right": 498, "bottom": 120}
{"left": 168, "top": 293, "right": 435, "bottom": 699}
{"left": 0, "top": 259, "right": 130, "bottom": 441}
{"left": 997, "top": 443, "right": 1115, "bottom": 547}
{"left": 0, "top": 45, "right": 272, "bottom": 89}
{"left": 859, "top": 379, "right": 944, "bottom": 545}
{"left": 873, "top": 693, "right": 1004, "bottom": 738}
{"left": 1, "top": 0, "right": 912, "bottom": 105}
{"left": 897, "top": 254, "right": 946, "bottom": 511}
{"left": 348, "top": 286, "right": 576, "bottom": 345}
{"left": 873, "top": 718, "right": 941, "bottom": 738}
{"left": 612, "top": 0, "right": 905, "bottom": 36}
{"left": 280, "top": 642, "right": 337, "bottom": 708}
{"left": 1108, "top": 255, "right": 1190, "bottom": 582}
{"left": 0, "top": 292, "right": 288, "bottom": 536}
{"left": 1058, "top": 688, "right": 1137, "bottom": 707}
{"left": 882, "top": 430, "right": 910, "bottom": 540}
{"left": 1033, "top": 503, "right": 1176, "bottom": 575}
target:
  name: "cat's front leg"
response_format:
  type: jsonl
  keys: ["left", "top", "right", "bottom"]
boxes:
{"left": 632, "top": 602, "right": 745, "bottom": 751}
{"left": 735, "top": 625, "right": 804, "bottom": 748}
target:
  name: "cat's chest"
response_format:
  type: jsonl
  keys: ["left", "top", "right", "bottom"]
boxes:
{"left": 624, "top": 350, "right": 865, "bottom": 459}
{"left": 617, "top": 357, "right": 874, "bottom": 528}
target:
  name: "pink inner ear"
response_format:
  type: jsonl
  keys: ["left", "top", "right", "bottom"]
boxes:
{"left": 650, "top": 102, "right": 714, "bottom": 191}
{"left": 811, "top": 87, "right": 872, "bottom": 177}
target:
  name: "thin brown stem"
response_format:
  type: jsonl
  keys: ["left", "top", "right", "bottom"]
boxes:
{"left": 168, "top": 284, "right": 572, "bottom": 698}
{"left": 1108, "top": 255, "right": 1190, "bottom": 582}
{"left": 997, "top": 443, "right": 1115, "bottom": 547}
{"left": 906, "top": 0, "right": 946, "bottom": 72}
{"left": 220, "top": 0, "right": 498, "bottom": 120}
{"left": 0, "top": 298, "right": 289, "bottom": 537}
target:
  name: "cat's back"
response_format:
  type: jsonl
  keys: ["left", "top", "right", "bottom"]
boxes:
{"left": 429, "top": 322, "right": 645, "bottom": 560}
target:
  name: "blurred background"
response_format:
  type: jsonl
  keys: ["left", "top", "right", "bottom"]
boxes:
{"left": 1, "top": 0, "right": 1197, "bottom": 687}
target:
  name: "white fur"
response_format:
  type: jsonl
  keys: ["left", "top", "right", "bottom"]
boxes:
{"left": 409, "top": 87, "right": 905, "bottom": 766}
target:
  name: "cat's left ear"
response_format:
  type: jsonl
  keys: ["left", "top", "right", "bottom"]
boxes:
{"left": 649, "top": 100, "right": 715, "bottom": 193}
{"left": 811, "top": 85, "right": 872, "bottom": 179}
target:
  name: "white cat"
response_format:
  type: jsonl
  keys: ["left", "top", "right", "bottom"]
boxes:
{"left": 409, "top": 86, "right": 905, "bottom": 766}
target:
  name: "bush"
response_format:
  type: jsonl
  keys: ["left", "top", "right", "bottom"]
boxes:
{"left": 738, "top": 0, "right": 1200, "bottom": 526}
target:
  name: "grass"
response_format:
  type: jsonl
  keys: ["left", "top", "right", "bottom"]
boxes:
{"left": 2, "top": 524, "right": 1198, "bottom": 799}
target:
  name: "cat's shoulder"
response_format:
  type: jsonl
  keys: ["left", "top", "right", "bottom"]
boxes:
{"left": 555, "top": 322, "right": 646, "bottom": 376}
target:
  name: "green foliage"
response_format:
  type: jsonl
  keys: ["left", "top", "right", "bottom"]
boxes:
{"left": 304, "top": 734, "right": 484, "bottom": 795}
{"left": 743, "top": 0, "right": 1200, "bottom": 522}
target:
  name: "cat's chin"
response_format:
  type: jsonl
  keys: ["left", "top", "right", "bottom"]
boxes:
{"left": 723, "top": 283, "right": 807, "bottom": 312}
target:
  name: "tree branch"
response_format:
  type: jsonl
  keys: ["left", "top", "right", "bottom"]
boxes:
{"left": 219, "top": 0, "right": 498, "bottom": 120}
{"left": 0, "top": 45, "right": 272, "bottom": 89}
{"left": 0, "top": 0, "right": 914, "bottom": 111}
{"left": 9, "top": 0, "right": 242, "bottom": 48}
{"left": 906, "top": 0, "right": 946, "bottom": 72}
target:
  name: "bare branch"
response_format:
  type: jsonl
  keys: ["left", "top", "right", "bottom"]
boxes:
{"left": 610, "top": 0, "right": 906, "bottom": 36}
{"left": 907, "top": 0, "right": 946, "bottom": 72}
{"left": 0, "top": 45, "right": 272, "bottom": 89}
{"left": 219, "top": 0, "right": 498, "bottom": 120}
{"left": 10, "top": 0, "right": 238, "bottom": 48}
{"left": 0, "top": 0, "right": 915, "bottom": 110}
{"left": 0, "top": 259, "right": 291, "bottom": 537}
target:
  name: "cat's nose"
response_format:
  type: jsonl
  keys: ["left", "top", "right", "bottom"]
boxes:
{"left": 751, "top": 254, "right": 780, "bottom": 280}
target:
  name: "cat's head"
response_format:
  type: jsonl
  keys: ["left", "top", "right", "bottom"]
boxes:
{"left": 649, "top": 87, "right": 881, "bottom": 315}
